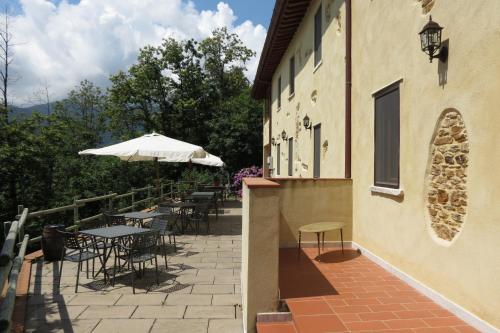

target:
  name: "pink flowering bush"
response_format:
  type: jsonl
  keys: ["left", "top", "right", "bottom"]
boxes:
{"left": 232, "top": 166, "right": 263, "bottom": 197}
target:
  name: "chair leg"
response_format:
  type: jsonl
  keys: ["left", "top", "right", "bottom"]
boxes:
{"left": 131, "top": 262, "right": 135, "bottom": 294}
{"left": 162, "top": 236, "right": 168, "bottom": 269}
{"left": 58, "top": 250, "right": 65, "bottom": 286}
{"left": 340, "top": 228, "right": 344, "bottom": 254}
{"left": 112, "top": 254, "right": 117, "bottom": 287}
{"left": 298, "top": 231, "right": 301, "bottom": 260}
{"left": 173, "top": 234, "right": 177, "bottom": 252}
{"left": 154, "top": 256, "right": 159, "bottom": 285}
{"left": 86, "top": 259, "right": 89, "bottom": 279}
{"left": 75, "top": 259, "right": 81, "bottom": 293}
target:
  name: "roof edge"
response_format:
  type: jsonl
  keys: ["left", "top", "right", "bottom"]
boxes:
{"left": 251, "top": 0, "right": 310, "bottom": 100}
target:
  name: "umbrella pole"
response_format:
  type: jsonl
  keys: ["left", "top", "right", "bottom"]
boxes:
{"left": 154, "top": 157, "right": 160, "bottom": 200}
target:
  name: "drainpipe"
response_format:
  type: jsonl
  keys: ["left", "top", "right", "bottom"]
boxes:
{"left": 268, "top": 87, "right": 272, "bottom": 150}
{"left": 267, "top": 87, "right": 272, "bottom": 177}
{"left": 345, "top": 0, "right": 352, "bottom": 179}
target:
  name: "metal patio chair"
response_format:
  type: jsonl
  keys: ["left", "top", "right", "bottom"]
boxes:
{"left": 113, "top": 230, "right": 160, "bottom": 294}
{"left": 57, "top": 230, "right": 105, "bottom": 293}
{"left": 189, "top": 202, "right": 210, "bottom": 234}
{"left": 103, "top": 211, "right": 127, "bottom": 226}
{"left": 150, "top": 217, "right": 177, "bottom": 267}
{"left": 80, "top": 218, "right": 113, "bottom": 278}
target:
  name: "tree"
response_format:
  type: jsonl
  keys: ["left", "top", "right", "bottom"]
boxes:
{"left": 106, "top": 28, "right": 262, "bottom": 172}
{"left": 28, "top": 78, "right": 52, "bottom": 116}
{"left": 0, "top": 8, "right": 16, "bottom": 121}
{"left": 57, "top": 80, "right": 107, "bottom": 146}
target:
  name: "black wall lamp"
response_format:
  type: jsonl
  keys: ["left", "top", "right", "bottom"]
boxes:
{"left": 303, "top": 114, "right": 311, "bottom": 130}
{"left": 271, "top": 137, "right": 276, "bottom": 146}
{"left": 419, "top": 16, "right": 448, "bottom": 63}
{"left": 281, "top": 130, "right": 287, "bottom": 140}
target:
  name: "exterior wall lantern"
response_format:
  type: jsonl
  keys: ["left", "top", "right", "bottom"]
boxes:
{"left": 271, "top": 137, "right": 276, "bottom": 146}
{"left": 281, "top": 130, "right": 287, "bottom": 140}
{"left": 303, "top": 114, "right": 311, "bottom": 130}
{"left": 419, "top": 16, "right": 448, "bottom": 63}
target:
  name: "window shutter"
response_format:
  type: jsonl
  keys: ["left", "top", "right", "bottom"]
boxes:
{"left": 314, "top": 5, "right": 322, "bottom": 66}
{"left": 374, "top": 84, "right": 400, "bottom": 188}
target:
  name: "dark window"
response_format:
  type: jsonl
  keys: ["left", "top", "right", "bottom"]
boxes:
{"left": 277, "top": 143, "right": 281, "bottom": 176}
{"left": 289, "top": 57, "right": 295, "bottom": 95}
{"left": 277, "top": 76, "right": 282, "bottom": 109}
{"left": 288, "top": 137, "right": 293, "bottom": 176}
{"left": 313, "top": 124, "right": 321, "bottom": 178}
{"left": 374, "top": 83, "right": 400, "bottom": 188}
{"left": 314, "top": 4, "right": 322, "bottom": 67}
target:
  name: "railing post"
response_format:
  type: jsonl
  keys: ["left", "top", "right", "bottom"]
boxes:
{"left": 3, "top": 222, "right": 11, "bottom": 239}
{"left": 147, "top": 185, "right": 151, "bottom": 207}
{"left": 131, "top": 188, "right": 135, "bottom": 210}
{"left": 170, "top": 181, "right": 173, "bottom": 199}
{"left": 108, "top": 191, "right": 114, "bottom": 210}
{"left": 73, "top": 196, "right": 79, "bottom": 228}
{"left": 160, "top": 182, "right": 164, "bottom": 201}
{"left": 17, "top": 205, "right": 24, "bottom": 241}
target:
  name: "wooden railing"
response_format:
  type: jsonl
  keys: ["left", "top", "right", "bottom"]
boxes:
{"left": 14, "top": 179, "right": 177, "bottom": 245}
{"left": 0, "top": 207, "right": 29, "bottom": 332}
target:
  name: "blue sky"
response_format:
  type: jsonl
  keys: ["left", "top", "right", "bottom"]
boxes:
{"left": 198, "top": 0, "right": 274, "bottom": 27}
{"left": 6, "top": 0, "right": 275, "bottom": 28}
{"left": 6, "top": 0, "right": 270, "bottom": 105}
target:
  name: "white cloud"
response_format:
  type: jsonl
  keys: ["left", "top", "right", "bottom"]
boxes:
{"left": 9, "top": 0, "right": 267, "bottom": 105}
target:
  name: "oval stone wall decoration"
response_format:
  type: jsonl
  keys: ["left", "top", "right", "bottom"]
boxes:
{"left": 426, "top": 109, "right": 469, "bottom": 244}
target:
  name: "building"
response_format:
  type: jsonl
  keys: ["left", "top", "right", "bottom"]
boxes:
{"left": 243, "top": 0, "right": 500, "bottom": 332}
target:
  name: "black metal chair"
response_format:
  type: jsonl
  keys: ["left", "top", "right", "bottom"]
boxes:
{"left": 80, "top": 218, "right": 113, "bottom": 278}
{"left": 189, "top": 202, "right": 210, "bottom": 234}
{"left": 58, "top": 231, "right": 105, "bottom": 293}
{"left": 113, "top": 230, "right": 160, "bottom": 293}
{"left": 157, "top": 203, "right": 183, "bottom": 231}
{"left": 104, "top": 212, "right": 127, "bottom": 226}
{"left": 150, "top": 217, "right": 176, "bottom": 267}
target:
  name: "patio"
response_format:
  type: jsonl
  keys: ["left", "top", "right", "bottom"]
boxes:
{"left": 22, "top": 201, "right": 243, "bottom": 333}
{"left": 257, "top": 247, "right": 478, "bottom": 333}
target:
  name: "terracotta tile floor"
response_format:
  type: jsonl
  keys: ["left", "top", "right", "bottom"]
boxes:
{"left": 258, "top": 248, "right": 479, "bottom": 333}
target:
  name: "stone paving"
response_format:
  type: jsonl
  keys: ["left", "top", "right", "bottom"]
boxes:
{"left": 25, "top": 201, "right": 243, "bottom": 333}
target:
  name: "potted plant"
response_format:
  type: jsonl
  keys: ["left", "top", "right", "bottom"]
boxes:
{"left": 213, "top": 175, "right": 220, "bottom": 186}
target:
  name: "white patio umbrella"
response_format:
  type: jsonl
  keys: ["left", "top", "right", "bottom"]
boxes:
{"left": 160, "top": 152, "right": 225, "bottom": 167}
{"left": 79, "top": 132, "right": 207, "bottom": 192}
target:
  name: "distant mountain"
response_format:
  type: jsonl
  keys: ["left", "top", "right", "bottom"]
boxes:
{"left": 9, "top": 102, "right": 115, "bottom": 145}
{"left": 10, "top": 103, "right": 53, "bottom": 120}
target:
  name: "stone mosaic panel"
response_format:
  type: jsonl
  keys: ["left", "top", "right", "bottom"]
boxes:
{"left": 427, "top": 109, "right": 469, "bottom": 243}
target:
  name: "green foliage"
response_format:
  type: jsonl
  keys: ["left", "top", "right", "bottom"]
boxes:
{"left": 104, "top": 28, "right": 262, "bottom": 170}
{"left": 179, "top": 166, "right": 226, "bottom": 186}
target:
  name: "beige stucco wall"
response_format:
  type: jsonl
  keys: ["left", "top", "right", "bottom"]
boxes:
{"left": 260, "top": 0, "right": 500, "bottom": 328}
{"left": 241, "top": 181, "right": 280, "bottom": 333}
{"left": 350, "top": 0, "right": 500, "bottom": 328}
{"left": 268, "top": 0, "right": 346, "bottom": 178}
{"left": 274, "top": 178, "right": 352, "bottom": 247}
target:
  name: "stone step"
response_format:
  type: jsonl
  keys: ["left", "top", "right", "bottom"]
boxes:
{"left": 256, "top": 321, "right": 297, "bottom": 333}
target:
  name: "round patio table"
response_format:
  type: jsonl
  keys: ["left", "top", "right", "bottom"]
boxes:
{"left": 298, "top": 222, "right": 346, "bottom": 260}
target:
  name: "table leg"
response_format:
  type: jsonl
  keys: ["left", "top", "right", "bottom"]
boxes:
{"left": 181, "top": 209, "right": 185, "bottom": 234}
{"left": 322, "top": 232, "right": 325, "bottom": 250}
{"left": 340, "top": 228, "right": 344, "bottom": 254}
{"left": 215, "top": 199, "right": 218, "bottom": 220}
{"left": 316, "top": 232, "right": 321, "bottom": 259}
{"left": 298, "top": 231, "right": 301, "bottom": 259}
{"left": 92, "top": 237, "right": 111, "bottom": 283}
